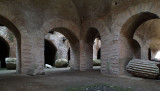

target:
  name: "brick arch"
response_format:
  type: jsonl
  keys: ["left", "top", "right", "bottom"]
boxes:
{"left": 111, "top": 2, "right": 160, "bottom": 75}
{"left": 112, "top": 2, "right": 160, "bottom": 37}
{"left": 80, "top": 19, "right": 110, "bottom": 72}
{"left": 0, "top": 8, "right": 33, "bottom": 74}
{"left": 0, "top": 15, "right": 22, "bottom": 74}
{"left": 42, "top": 19, "right": 80, "bottom": 40}
{"left": 81, "top": 19, "right": 110, "bottom": 40}
{"left": 41, "top": 19, "right": 80, "bottom": 70}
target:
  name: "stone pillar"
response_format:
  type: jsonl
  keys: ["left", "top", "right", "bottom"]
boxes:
{"left": 101, "top": 34, "right": 120, "bottom": 76}
{"left": 141, "top": 45, "right": 148, "bottom": 60}
{"left": 20, "top": 31, "right": 45, "bottom": 75}
{"left": 70, "top": 42, "right": 80, "bottom": 70}
{"left": 80, "top": 40, "right": 93, "bottom": 71}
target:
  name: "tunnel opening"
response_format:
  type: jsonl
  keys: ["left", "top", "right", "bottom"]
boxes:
{"left": 0, "top": 15, "right": 21, "bottom": 74}
{"left": 44, "top": 39, "right": 57, "bottom": 66}
{"left": 120, "top": 12, "right": 159, "bottom": 75}
{"left": 67, "top": 48, "right": 70, "bottom": 64}
{"left": 97, "top": 48, "right": 101, "bottom": 59}
{"left": 86, "top": 27, "right": 101, "bottom": 70}
{"left": 46, "top": 27, "right": 79, "bottom": 70}
{"left": 148, "top": 48, "right": 152, "bottom": 60}
{"left": 45, "top": 29, "right": 74, "bottom": 69}
{"left": 0, "top": 37, "right": 10, "bottom": 68}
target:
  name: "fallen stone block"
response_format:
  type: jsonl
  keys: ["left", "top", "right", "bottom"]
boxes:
{"left": 93, "top": 59, "right": 101, "bottom": 66}
{"left": 5, "top": 58, "right": 16, "bottom": 70}
{"left": 55, "top": 59, "right": 68, "bottom": 68}
{"left": 126, "top": 59, "right": 160, "bottom": 79}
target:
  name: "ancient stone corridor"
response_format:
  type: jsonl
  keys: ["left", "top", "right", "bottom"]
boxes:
{"left": 1, "top": 0, "right": 160, "bottom": 91}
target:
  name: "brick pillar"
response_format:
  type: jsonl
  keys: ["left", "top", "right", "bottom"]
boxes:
{"left": 70, "top": 42, "right": 80, "bottom": 70}
{"left": 20, "top": 32, "right": 45, "bottom": 75}
{"left": 141, "top": 45, "right": 148, "bottom": 60}
{"left": 80, "top": 40, "right": 93, "bottom": 71}
{"left": 101, "top": 34, "right": 120, "bottom": 75}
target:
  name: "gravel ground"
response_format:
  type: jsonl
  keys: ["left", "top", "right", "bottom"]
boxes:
{"left": 0, "top": 67, "right": 159, "bottom": 91}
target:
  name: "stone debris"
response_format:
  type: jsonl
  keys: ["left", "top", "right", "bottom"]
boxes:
{"left": 126, "top": 59, "right": 160, "bottom": 79}
{"left": 55, "top": 59, "right": 68, "bottom": 68}
{"left": 45, "top": 64, "right": 52, "bottom": 68}
{"left": 5, "top": 58, "right": 16, "bottom": 70}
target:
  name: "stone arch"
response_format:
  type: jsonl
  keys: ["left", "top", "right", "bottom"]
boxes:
{"left": 119, "top": 12, "right": 159, "bottom": 75}
{"left": 80, "top": 19, "right": 110, "bottom": 74}
{"left": 81, "top": 19, "right": 110, "bottom": 39}
{"left": 112, "top": 2, "right": 160, "bottom": 36}
{"left": 51, "top": 28, "right": 79, "bottom": 70}
{"left": 83, "top": 27, "right": 101, "bottom": 70}
{"left": 42, "top": 19, "right": 80, "bottom": 40}
{"left": 0, "top": 6, "right": 39, "bottom": 75}
{"left": 42, "top": 19, "right": 80, "bottom": 70}
{"left": 0, "top": 27, "right": 16, "bottom": 58}
{"left": 111, "top": 2, "right": 160, "bottom": 75}
{"left": 0, "top": 15, "right": 22, "bottom": 74}
{"left": 44, "top": 39, "right": 57, "bottom": 66}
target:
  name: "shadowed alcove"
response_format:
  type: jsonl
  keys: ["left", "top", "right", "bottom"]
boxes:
{"left": 45, "top": 39, "right": 57, "bottom": 66}
{"left": 0, "top": 37, "right": 10, "bottom": 68}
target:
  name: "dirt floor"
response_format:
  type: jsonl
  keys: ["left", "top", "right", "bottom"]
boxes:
{"left": 0, "top": 67, "right": 160, "bottom": 91}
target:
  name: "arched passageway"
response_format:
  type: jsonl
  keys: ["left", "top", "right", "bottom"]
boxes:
{"left": 0, "top": 37, "right": 10, "bottom": 68}
{"left": 134, "top": 19, "right": 160, "bottom": 61}
{"left": 0, "top": 15, "right": 21, "bottom": 74}
{"left": 44, "top": 39, "right": 57, "bottom": 66}
{"left": 119, "top": 12, "right": 159, "bottom": 75}
{"left": 45, "top": 27, "right": 79, "bottom": 70}
{"left": 81, "top": 27, "right": 101, "bottom": 71}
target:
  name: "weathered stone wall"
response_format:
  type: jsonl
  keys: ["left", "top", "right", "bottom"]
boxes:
{"left": 45, "top": 32, "right": 70, "bottom": 60}
{"left": 0, "top": 26, "right": 16, "bottom": 58}
{"left": 0, "top": 0, "right": 160, "bottom": 76}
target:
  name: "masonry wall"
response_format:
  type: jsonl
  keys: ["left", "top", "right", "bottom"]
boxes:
{"left": 0, "top": 26, "right": 17, "bottom": 58}
{"left": 0, "top": 0, "right": 159, "bottom": 76}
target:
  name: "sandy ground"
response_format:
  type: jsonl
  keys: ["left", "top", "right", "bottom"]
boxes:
{"left": 0, "top": 67, "right": 160, "bottom": 91}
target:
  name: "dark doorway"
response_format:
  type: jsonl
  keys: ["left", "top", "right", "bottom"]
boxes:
{"left": 44, "top": 39, "right": 57, "bottom": 66}
{"left": 97, "top": 48, "right": 101, "bottom": 59}
{"left": 0, "top": 37, "right": 10, "bottom": 68}
{"left": 148, "top": 48, "right": 151, "bottom": 60}
{"left": 68, "top": 48, "right": 70, "bottom": 63}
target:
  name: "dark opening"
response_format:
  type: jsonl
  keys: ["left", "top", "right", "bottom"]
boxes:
{"left": 0, "top": 37, "right": 10, "bottom": 68}
{"left": 48, "top": 31, "right": 54, "bottom": 34}
{"left": 132, "top": 39, "right": 141, "bottom": 59}
{"left": 97, "top": 48, "right": 101, "bottom": 59}
{"left": 122, "top": 12, "right": 159, "bottom": 38}
{"left": 0, "top": 24, "right": 4, "bottom": 26}
{"left": 148, "top": 48, "right": 151, "bottom": 60}
{"left": 115, "top": 2, "right": 118, "bottom": 5}
{"left": 68, "top": 48, "right": 70, "bottom": 62}
{"left": 44, "top": 39, "right": 57, "bottom": 66}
